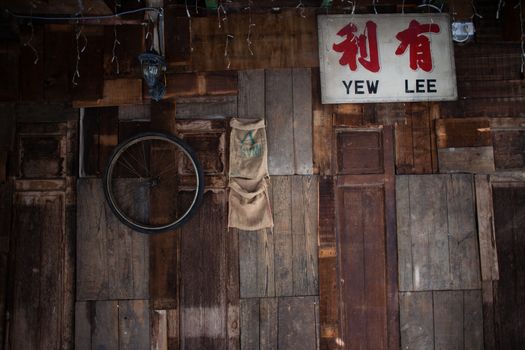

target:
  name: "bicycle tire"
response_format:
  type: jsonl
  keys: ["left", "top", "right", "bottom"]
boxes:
{"left": 102, "top": 131, "right": 204, "bottom": 234}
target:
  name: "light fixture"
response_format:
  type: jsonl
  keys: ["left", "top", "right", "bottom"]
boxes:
{"left": 417, "top": 0, "right": 445, "bottom": 12}
{"left": 451, "top": 20, "right": 476, "bottom": 44}
{"left": 138, "top": 50, "right": 167, "bottom": 101}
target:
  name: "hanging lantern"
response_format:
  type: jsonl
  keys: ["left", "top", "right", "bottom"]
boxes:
{"left": 138, "top": 50, "right": 167, "bottom": 101}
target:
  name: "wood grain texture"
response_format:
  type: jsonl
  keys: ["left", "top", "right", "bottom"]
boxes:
{"left": 311, "top": 68, "right": 333, "bottom": 176}
{"left": 10, "top": 192, "right": 71, "bottom": 350}
{"left": 239, "top": 229, "right": 275, "bottom": 298}
{"left": 493, "top": 130, "right": 525, "bottom": 170}
{"left": 399, "top": 292, "right": 434, "bottom": 350}
{"left": 292, "top": 68, "right": 313, "bottom": 175}
{"left": 180, "top": 190, "right": 229, "bottom": 349}
{"left": 278, "top": 296, "right": 319, "bottom": 350}
{"left": 76, "top": 179, "right": 149, "bottom": 300}
{"left": 475, "top": 175, "right": 499, "bottom": 282}
{"left": 119, "top": 300, "right": 151, "bottom": 350}
{"left": 175, "top": 96, "right": 237, "bottom": 119}
{"left": 435, "top": 118, "right": 492, "bottom": 148}
{"left": 238, "top": 70, "right": 265, "bottom": 119}
{"left": 438, "top": 146, "right": 495, "bottom": 173}
{"left": 433, "top": 291, "right": 464, "bottom": 350}
{"left": 397, "top": 174, "right": 481, "bottom": 291}
{"left": 266, "top": 69, "right": 294, "bottom": 175}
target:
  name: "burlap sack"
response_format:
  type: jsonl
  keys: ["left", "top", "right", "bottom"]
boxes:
{"left": 228, "top": 178, "right": 273, "bottom": 230}
{"left": 229, "top": 118, "right": 268, "bottom": 179}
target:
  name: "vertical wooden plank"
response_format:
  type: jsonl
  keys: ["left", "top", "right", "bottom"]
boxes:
{"left": 311, "top": 69, "right": 333, "bottom": 176}
{"left": 259, "top": 298, "right": 278, "bottom": 350}
{"left": 475, "top": 175, "right": 499, "bottom": 282}
{"left": 278, "top": 297, "right": 318, "bottom": 350}
{"left": 482, "top": 281, "right": 496, "bottom": 350}
{"left": 271, "top": 176, "right": 293, "bottom": 297}
{"left": 464, "top": 290, "right": 484, "bottom": 350}
{"left": 291, "top": 176, "right": 318, "bottom": 296}
{"left": 239, "top": 229, "right": 275, "bottom": 298}
{"left": 433, "top": 291, "right": 464, "bottom": 350}
{"left": 74, "top": 302, "right": 91, "bottom": 350}
{"left": 238, "top": 70, "right": 265, "bottom": 119}
{"left": 151, "top": 310, "right": 168, "bottom": 350}
{"left": 180, "top": 191, "right": 228, "bottom": 349}
{"left": 446, "top": 174, "right": 481, "bottom": 290}
{"left": 119, "top": 300, "right": 150, "bottom": 350}
{"left": 292, "top": 68, "right": 313, "bottom": 175}
{"left": 227, "top": 228, "right": 240, "bottom": 350}
{"left": 396, "top": 176, "right": 413, "bottom": 292}
{"left": 10, "top": 195, "right": 43, "bottom": 350}
{"left": 399, "top": 291, "right": 434, "bottom": 350}
{"left": 92, "top": 300, "right": 119, "bottom": 350}
{"left": 76, "top": 179, "right": 108, "bottom": 300}
{"left": 240, "top": 298, "right": 260, "bottom": 350}
{"left": 409, "top": 175, "right": 449, "bottom": 291}
{"left": 266, "top": 69, "right": 294, "bottom": 175}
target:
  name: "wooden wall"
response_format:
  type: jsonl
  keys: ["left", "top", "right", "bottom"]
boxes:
{"left": 0, "top": 2, "right": 524, "bottom": 349}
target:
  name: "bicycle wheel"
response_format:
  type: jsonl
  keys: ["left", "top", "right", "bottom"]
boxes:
{"left": 103, "top": 132, "right": 204, "bottom": 234}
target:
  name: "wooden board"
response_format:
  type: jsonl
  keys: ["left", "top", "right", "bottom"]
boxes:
{"left": 72, "top": 79, "right": 143, "bottom": 108}
{"left": 76, "top": 179, "right": 149, "bottom": 300}
{"left": 266, "top": 69, "right": 294, "bottom": 175}
{"left": 399, "top": 290, "right": 483, "bottom": 350}
{"left": 186, "top": 8, "right": 318, "bottom": 72}
{"left": 435, "top": 118, "right": 492, "bottom": 148}
{"left": 394, "top": 103, "right": 438, "bottom": 174}
{"left": 10, "top": 192, "right": 72, "bottom": 349}
{"left": 397, "top": 174, "right": 481, "bottom": 291}
{"left": 43, "top": 25, "right": 72, "bottom": 102}
{"left": 292, "top": 68, "right": 313, "bottom": 175}
{"left": 438, "top": 146, "right": 495, "bottom": 173}
{"left": 238, "top": 70, "right": 265, "bottom": 119}
{"left": 179, "top": 190, "right": 230, "bottom": 349}
{"left": 278, "top": 296, "right": 319, "bottom": 350}
{"left": 18, "top": 24, "right": 44, "bottom": 102}
{"left": 239, "top": 176, "right": 318, "bottom": 298}
{"left": 492, "top": 186, "right": 525, "bottom": 349}
{"left": 334, "top": 126, "right": 398, "bottom": 350}
{"left": 493, "top": 130, "right": 525, "bottom": 170}
{"left": 175, "top": 96, "right": 237, "bottom": 119}
{"left": 311, "top": 68, "right": 333, "bottom": 176}
{"left": 75, "top": 300, "right": 150, "bottom": 350}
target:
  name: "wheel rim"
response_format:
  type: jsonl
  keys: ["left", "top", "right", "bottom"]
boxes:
{"left": 105, "top": 134, "right": 202, "bottom": 232}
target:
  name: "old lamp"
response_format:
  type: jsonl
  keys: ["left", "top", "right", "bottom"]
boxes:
{"left": 138, "top": 50, "right": 167, "bottom": 101}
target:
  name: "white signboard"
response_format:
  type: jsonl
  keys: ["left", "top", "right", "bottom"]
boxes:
{"left": 318, "top": 14, "right": 457, "bottom": 103}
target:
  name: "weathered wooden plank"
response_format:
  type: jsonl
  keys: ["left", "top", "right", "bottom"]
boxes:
{"left": 464, "top": 290, "right": 484, "bottom": 350}
{"left": 92, "top": 301, "right": 119, "bottom": 350}
{"left": 77, "top": 179, "right": 148, "bottom": 300}
{"left": 435, "top": 118, "right": 492, "bottom": 148}
{"left": 74, "top": 302, "right": 91, "bottom": 350}
{"left": 165, "top": 13, "right": 191, "bottom": 67}
{"left": 238, "top": 70, "right": 265, "bottom": 119}
{"left": 441, "top": 97, "right": 525, "bottom": 118}
{"left": 396, "top": 176, "right": 413, "bottom": 292}
{"left": 259, "top": 298, "right": 278, "bottom": 350}
{"left": 493, "top": 130, "right": 525, "bottom": 170}
{"left": 482, "top": 281, "right": 496, "bottom": 350}
{"left": 118, "top": 104, "right": 151, "bottom": 121}
{"left": 240, "top": 298, "right": 260, "bottom": 350}
{"left": 291, "top": 176, "right": 318, "bottom": 296}
{"left": 278, "top": 296, "right": 319, "bottom": 350}
{"left": 311, "top": 68, "right": 333, "bottom": 176}
{"left": 336, "top": 130, "right": 383, "bottom": 174}
{"left": 71, "top": 27, "right": 104, "bottom": 101}
{"left": 270, "top": 176, "right": 293, "bottom": 296}
{"left": 475, "top": 175, "right": 499, "bottom": 282}
{"left": 293, "top": 68, "right": 313, "bottom": 174}
{"left": 175, "top": 96, "right": 237, "bottom": 119}
{"left": 180, "top": 191, "right": 228, "bottom": 349}
{"left": 151, "top": 310, "right": 168, "bottom": 350}
{"left": 239, "top": 229, "right": 275, "bottom": 298}
{"left": 11, "top": 193, "right": 65, "bottom": 349}
{"left": 72, "top": 79, "right": 143, "bottom": 108}
{"left": 119, "top": 300, "right": 150, "bottom": 350}
{"left": 227, "top": 228, "right": 240, "bottom": 350}
{"left": 433, "top": 290, "right": 464, "bottom": 350}
{"left": 438, "top": 147, "right": 495, "bottom": 173}
{"left": 103, "top": 25, "right": 144, "bottom": 79}
{"left": 266, "top": 69, "right": 294, "bottom": 175}
{"left": 454, "top": 44, "right": 521, "bottom": 81}
{"left": 399, "top": 291, "right": 434, "bottom": 350}
{"left": 446, "top": 174, "right": 481, "bottom": 289}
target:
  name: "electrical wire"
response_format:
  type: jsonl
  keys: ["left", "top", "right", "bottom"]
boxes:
{"left": 5, "top": 7, "right": 162, "bottom": 22}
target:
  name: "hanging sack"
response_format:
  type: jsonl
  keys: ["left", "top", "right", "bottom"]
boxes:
{"left": 228, "top": 178, "right": 273, "bottom": 230}
{"left": 229, "top": 118, "right": 268, "bottom": 179}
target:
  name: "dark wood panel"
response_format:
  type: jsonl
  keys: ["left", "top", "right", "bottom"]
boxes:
{"left": 180, "top": 190, "right": 229, "bottom": 349}
{"left": 18, "top": 24, "right": 44, "bottom": 102}
{"left": 311, "top": 68, "right": 333, "bottom": 176}
{"left": 76, "top": 179, "right": 149, "bottom": 300}
{"left": 10, "top": 192, "right": 71, "bottom": 350}
{"left": 493, "top": 186, "right": 525, "bottom": 349}
{"left": 336, "top": 130, "right": 383, "bottom": 174}
{"left": 43, "top": 25, "right": 72, "bottom": 102}
{"left": 399, "top": 291, "right": 434, "bottom": 350}
{"left": 493, "top": 130, "right": 525, "bottom": 170}
{"left": 0, "top": 40, "right": 19, "bottom": 101}
{"left": 436, "top": 118, "right": 492, "bottom": 148}
{"left": 71, "top": 27, "right": 104, "bottom": 101}
{"left": 278, "top": 297, "right": 319, "bottom": 350}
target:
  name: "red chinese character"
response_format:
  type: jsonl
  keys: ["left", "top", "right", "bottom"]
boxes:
{"left": 395, "top": 20, "right": 440, "bottom": 72}
{"left": 332, "top": 21, "right": 380, "bottom": 73}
